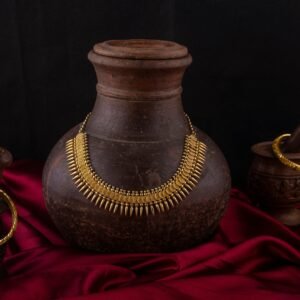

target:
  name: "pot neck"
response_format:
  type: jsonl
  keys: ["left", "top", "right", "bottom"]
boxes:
{"left": 84, "top": 39, "right": 193, "bottom": 142}
{"left": 86, "top": 94, "right": 189, "bottom": 142}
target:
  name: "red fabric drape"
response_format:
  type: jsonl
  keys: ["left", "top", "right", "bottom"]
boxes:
{"left": 0, "top": 161, "right": 300, "bottom": 300}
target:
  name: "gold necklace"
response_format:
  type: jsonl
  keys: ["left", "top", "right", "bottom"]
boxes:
{"left": 66, "top": 114, "right": 207, "bottom": 217}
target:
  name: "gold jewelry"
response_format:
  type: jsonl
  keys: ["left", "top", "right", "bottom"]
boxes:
{"left": 66, "top": 113, "right": 207, "bottom": 216}
{"left": 0, "top": 189, "right": 18, "bottom": 246}
{"left": 272, "top": 133, "right": 300, "bottom": 171}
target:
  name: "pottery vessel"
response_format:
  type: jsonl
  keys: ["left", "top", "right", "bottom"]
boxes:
{"left": 0, "top": 147, "right": 13, "bottom": 275}
{"left": 43, "top": 39, "right": 231, "bottom": 252}
{"left": 248, "top": 141, "right": 300, "bottom": 226}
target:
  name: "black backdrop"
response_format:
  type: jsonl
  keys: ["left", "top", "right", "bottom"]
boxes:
{"left": 0, "top": 0, "right": 299, "bottom": 186}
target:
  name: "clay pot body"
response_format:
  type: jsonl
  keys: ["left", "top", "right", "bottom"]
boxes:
{"left": 0, "top": 202, "right": 6, "bottom": 276}
{"left": 43, "top": 40, "right": 231, "bottom": 252}
{"left": 248, "top": 142, "right": 300, "bottom": 226}
{"left": 0, "top": 147, "right": 13, "bottom": 276}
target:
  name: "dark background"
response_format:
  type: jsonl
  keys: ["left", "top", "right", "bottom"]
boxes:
{"left": 0, "top": 0, "right": 299, "bottom": 186}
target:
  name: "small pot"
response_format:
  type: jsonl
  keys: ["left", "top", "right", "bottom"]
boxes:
{"left": 248, "top": 141, "right": 300, "bottom": 226}
{"left": 0, "top": 148, "right": 16, "bottom": 275}
{"left": 0, "top": 202, "right": 6, "bottom": 265}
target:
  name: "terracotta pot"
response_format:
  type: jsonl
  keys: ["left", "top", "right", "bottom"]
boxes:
{"left": 0, "top": 147, "right": 14, "bottom": 276}
{"left": 43, "top": 39, "right": 231, "bottom": 252}
{"left": 0, "top": 201, "right": 6, "bottom": 276}
{"left": 248, "top": 141, "right": 300, "bottom": 226}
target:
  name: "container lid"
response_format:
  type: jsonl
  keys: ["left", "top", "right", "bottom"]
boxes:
{"left": 251, "top": 141, "right": 300, "bottom": 159}
{"left": 93, "top": 39, "right": 188, "bottom": 60}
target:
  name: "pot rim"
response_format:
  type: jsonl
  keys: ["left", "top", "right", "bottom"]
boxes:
{"left": 251, "top": 141, "right": 300, "bottom": 160}
{"left": 93, "top": 39, "right": 188, "bottom": 60}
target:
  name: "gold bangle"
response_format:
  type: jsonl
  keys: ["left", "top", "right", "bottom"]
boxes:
{"left": 272, "top": 133, "right": 300, "bottom": 172}
{"left": 0, "top": 189, "right": 18, "bottom": 246}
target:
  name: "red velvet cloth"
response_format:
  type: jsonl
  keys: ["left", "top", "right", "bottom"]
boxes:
{"left": 0, "top": 161, "right": 300, "bottom": 299}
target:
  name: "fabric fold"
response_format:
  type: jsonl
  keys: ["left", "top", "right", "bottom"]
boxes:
{"left": 0, "top": 161, "right": 300, "bottom": 299}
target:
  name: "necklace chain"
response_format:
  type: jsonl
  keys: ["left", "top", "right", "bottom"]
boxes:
{"left": 66, "top": 113, "right": 207, "bottom": 217}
